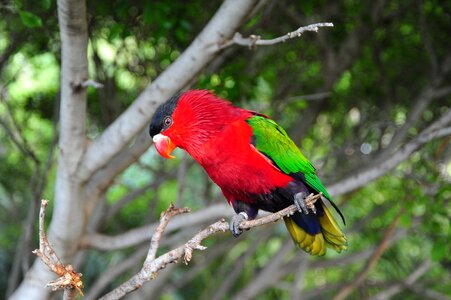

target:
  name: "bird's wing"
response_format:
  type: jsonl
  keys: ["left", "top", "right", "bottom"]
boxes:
{"left": 246, "top": 114, "right": 332, "bottom": 200}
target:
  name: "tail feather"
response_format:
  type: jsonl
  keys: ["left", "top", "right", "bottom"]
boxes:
{"left": 319, "top": 202, "right": 348, "bottom": 252}
{"left": 284, "top": 200, "right": 347, "bottom": 255}
{"left": 284, "top": 216, "right": 326, "bottom": 256}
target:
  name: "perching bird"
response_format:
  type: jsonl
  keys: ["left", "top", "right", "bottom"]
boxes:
{"left": 149, "top": 90, "right": 347, "bottom": 255}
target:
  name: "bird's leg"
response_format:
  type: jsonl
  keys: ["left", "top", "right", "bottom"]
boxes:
{"left": 230, "top": 201, "right": 258, "bottom": 237}
{"left": 229, "top": 212, "right": 248, "bottom": 237}
{"left": 294, "top": 192, "right": 318, "bottom": 214}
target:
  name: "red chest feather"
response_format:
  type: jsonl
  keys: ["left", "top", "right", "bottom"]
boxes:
{"left": 196, "top": 120, "right": 292, "bottom": 203}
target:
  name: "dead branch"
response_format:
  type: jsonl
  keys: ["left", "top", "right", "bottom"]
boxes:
{"left": 220, "top": 22, "right": 334, "bottom": 49}
{"left": 100, "top": 193, "right": 322, "bottom": 299}
{"left": 32, "top": 200, "right": 83, "bottom": 299}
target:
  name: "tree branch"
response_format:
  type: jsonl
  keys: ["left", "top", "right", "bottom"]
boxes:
{"left": 77, "top": 0, "right": 261, "bottom": 183}
{"left": 232, "top": 240, "right": 294, "bottom": 300}
{"left": 32, "top": 200, "right": 83, "bottom": 299}
{"left": 333, "top": 207, "right": 405, "bottom": 300}
{"left": 81, "top": 203, "right": 231, "bottom": 250}
{"left": 369, "top": 260, "right": 433, "bottom": 300}
{"left": 328, "top": 109, "right": 451, "bottom": 196}
{"left": 84, "top": 193, "right": 322, "bottom": 251}
{"left": 240, "top": 193, "right": 322, "bottom": 229}
{"left": 219, "top": 22, "right": 334, "bottom": 49}
{"left": 100, "top": 194, "right": 321, "bottom": 299}
{"left": 83, "top": 246, "right": 149, "bottom": 300}
{"left": 145, "top": 204, "right": 191, "bottom": 262}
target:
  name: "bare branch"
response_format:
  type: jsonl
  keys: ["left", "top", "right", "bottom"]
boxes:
{"left": 83, "top": 246, "right": 149, "bottom": 300}
{"left": 82, "top": 203, "right": 231, "bottom": 250}
{"left": 99, "top": 220, "right": 229, "bottom": 300}
{"left": 77, "top": 0, "right": 261, "bottom": 183}
{"left": 333, "top": 207, "right": 405, "bottom": 300}
{"left": 210, "top": 232, "right": 271, "bottom": 300}
{"left": 81, "top": 79, "right": 104, "bottom": 89}
{"left": 369, "top": 260, "right": 433, "bottom": 300}
{"left": 32, "top": 200, "right": 83, "bottom": 299}
{"left": 243, "top": 219, "right": 416, "bottom": 300}
{"left": 232, "top": 240, "right": 294, "bottom": 300}
{"left": 101, "top": 194, "right": 321, "bottom": 299}
{"left": 220, "top": 22, "right": 334, "bottom": 49}
{"left": 84, "top": 193, "right": 321, "bottom": 251}
{"left": 433, "top": 85, "right": 451, "bottom": 98}
{"left": 145, "top": 204, "right": 190, "bottom": 262}
{"left": 240, "top": 193, "right": 322, "bottom": 230}
{"left": 407, "top": 285, "right": 451, "bottom": 300}
{"left": 328, "top": 109, "right": 451, "bottom": 196}
{"left": 291, "top": 252, "right": 310, "bottom": 299}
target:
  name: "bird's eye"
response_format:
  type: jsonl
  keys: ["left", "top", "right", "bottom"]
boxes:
{"left": 163, "top": 116, "right": 172, "bottom": 127}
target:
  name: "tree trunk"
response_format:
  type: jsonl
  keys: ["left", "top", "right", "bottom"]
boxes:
{"left": 10, "top": 0, "right": 89, "bottom": 298}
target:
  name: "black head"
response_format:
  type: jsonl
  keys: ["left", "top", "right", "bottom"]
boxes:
{"left": 149, "top": 93, "right": 181, "bottom": 138}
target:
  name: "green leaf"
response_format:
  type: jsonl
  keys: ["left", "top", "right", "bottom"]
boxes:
{"left": 41, "top": 0, "right": 51, "bottom": 10}
{"left": 19, "top": 11, "right": 43, "bottom": 28}
{"left": 431, "top": 239, "right": 448, "bottom": 261}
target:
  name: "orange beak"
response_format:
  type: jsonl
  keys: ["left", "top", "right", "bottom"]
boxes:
{"left": 152, "top": 134, "right": 176, "bottom": 159}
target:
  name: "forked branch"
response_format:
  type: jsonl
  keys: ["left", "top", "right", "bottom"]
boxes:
{"left": 35, "top": 194, "right": 322, "bottom": 300}
{"left": 100, "top": 193, "right": 323, "bottom": 299}
{"left": 32, "top": 200, "right": 83, "bottom": 299}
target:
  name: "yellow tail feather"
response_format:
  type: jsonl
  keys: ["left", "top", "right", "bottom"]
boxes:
{"left": 318, "top": 202, "right": 348, "bottom": 252}
{"left": 284, "top": 217, "right": 326, "bottom": 256}
{"left": 284, "top": 201, "right": 347, "bottom": 255}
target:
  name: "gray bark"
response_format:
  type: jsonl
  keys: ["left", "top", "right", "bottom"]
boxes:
{"left": 10, "top": 0, "right": 89, "bottom": 298}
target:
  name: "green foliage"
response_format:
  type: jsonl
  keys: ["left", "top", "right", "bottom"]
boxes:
{"left": 18, "top": 11, "right": 42, "bottom": 28}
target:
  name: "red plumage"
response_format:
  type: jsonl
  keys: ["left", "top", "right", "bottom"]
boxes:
{"left": 162, "top": 90, "right": 292, "bottom": 204}
{"left": 149, "top": 90, "right": 347, "bottom": 255}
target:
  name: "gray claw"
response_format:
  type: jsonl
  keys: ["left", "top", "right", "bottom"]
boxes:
{"left": 294, "top": 192, "right": 318, "bottom": 214}
{"left": 310, "top": 204, "right": 317, "bottom": 214}
{"left": 229, "top": 212, "right": 248, "bottom": 237}
{"left": 294, "top": 192, "right": 309, "bottom": 214}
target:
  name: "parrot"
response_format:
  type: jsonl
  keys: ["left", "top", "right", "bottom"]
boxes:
{"left": 149, "top": 90, "right": 347, "bottom": 255}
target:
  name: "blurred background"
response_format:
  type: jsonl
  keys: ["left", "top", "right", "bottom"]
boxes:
{"left": 1, "top": 0, "right": 450, "bottom": 299}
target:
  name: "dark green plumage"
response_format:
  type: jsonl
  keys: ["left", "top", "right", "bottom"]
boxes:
{"left": 247, "top": 115, "right": 332, "bottom": 200}
{"left": 246, "top": 114, "right": 347, "bottom": 255}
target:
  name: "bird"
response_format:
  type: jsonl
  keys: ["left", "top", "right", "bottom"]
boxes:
{"left": 149, "top": 90, "right": 347, "bottom": 255}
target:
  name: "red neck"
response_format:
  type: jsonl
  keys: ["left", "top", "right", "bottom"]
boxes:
{"left": 167, "top": 90, "right": 250, "bottom": 159}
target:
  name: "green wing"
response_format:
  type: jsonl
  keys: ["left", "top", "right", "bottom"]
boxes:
{"left": 247, "top": 114, "right": 332, "bottom": 200}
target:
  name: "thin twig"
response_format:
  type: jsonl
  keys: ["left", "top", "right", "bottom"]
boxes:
{"left": 240, "top": 193, "right": 322, "bottom": 229}
{"left": 145, "top": 203, "right": 190, "bottom": 263}
{"left": 101, "top": 193, "right": 322, "bottom": 299}
{"left": 220, "top": 22, "right": 334, "bottom": 49}
{"left": 32, "top": 200, "right": 83, "bottom": 299}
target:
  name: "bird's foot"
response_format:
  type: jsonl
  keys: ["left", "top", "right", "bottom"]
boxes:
{"left": 229, "top": 212, "right": 248, "bottom": 237}
{"left": 294, "top": 192, "right": 317, "bottom": 214}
